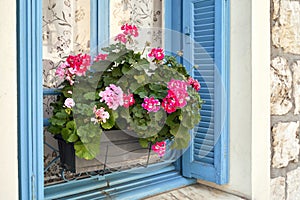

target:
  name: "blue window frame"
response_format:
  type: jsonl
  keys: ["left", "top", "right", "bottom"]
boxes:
{"left": 17, "top": 0, "right": 43, "bottom": 199}
{"left": 17, "top": 0, "right": 229, "bottom": 199}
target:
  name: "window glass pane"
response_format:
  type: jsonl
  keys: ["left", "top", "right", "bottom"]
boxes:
{"left": 42, "top": 0, "right": 91, "bottom": 88}
{"left": 110, "top": 0, "right": 162, "bottom": 47}
{"left": 42, "top": 0, "right": 91, "bottom": 185}
{"left": 42, "top": 0, "right": 165, "bottom": 187}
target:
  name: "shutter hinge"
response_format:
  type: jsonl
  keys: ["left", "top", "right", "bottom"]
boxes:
{"left": 184, "top": 26, "right": 191, "bottom": 44}
{"left": 184, "top": 26, "right": 190, "bottom": 36}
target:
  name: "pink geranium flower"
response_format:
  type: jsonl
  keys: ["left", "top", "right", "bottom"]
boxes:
{"left": 121, "top": 24, "right": 139, "bottom": 37}
{"left": 188, "top": 77, "right": 201, "bottom": 91}
{"left": 123, "top": 93, "right": 135, "bottom": 108}
{"left": 148, "top": 48, "right": 164, "bottom": 60}
{"left": 56, "top": 54, "right": 90, "bottom": 83}
{"left": 64, "top": 98, "right": 75, "bottom": 108}
{"left": 94, "top": 53, "right": 108, "bottom": 62}
{"left": 152, "top": 141, "right": 166, "bottom": 157}
{"left": 162, "top": 90, "right": 179, "bottom": 113}
{"left": 66, "top": 54, "right": 83, "bottom": 69}
{"left": 91, "top": 106, "right": 110, "bottom": 124}
{"left": 55, "top": 66, "right": 65, "bottom": 78}
{"left": 99, "top": 84, "right": 124, "bottom": 110}
{"left": 168, "top": 79, "right": 188, "bottom": 91}
{"left": 115, "top": 33, "right": 127, "bottom": 44}
{"left": 142, "top": 97, "right": 161, "bottom": 113}
{"left": 167, "top": 79, "right": 189, "bottom": 108}
{"left": 73, "top": 54, "right": 90, "bottom": 76}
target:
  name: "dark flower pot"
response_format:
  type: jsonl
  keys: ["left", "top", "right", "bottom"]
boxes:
{"left": 55, "top": 130, "right": 155, "bottom": 173}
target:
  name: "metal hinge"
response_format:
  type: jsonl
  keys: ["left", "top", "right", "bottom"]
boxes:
{"left": 184, "top": 26, "right": 190, "bottom": 36}
{"left": 184, "top": 26, "right": 191, "bottom": 44}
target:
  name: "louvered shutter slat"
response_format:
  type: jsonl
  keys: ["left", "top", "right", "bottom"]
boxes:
{"left": 182, "top": 0, "right": 229, "bottom": 185}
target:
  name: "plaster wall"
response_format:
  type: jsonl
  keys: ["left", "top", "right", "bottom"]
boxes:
{"left": 0, "top": 0, "right": 18, "bottom": 199}
{"left": 198, "top": 0, "right": 271, "bottom": 199}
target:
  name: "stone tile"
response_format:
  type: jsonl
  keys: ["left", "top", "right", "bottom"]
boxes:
{"left": 144, "top": 184, "right": 244, "bottom": 200}
{"left": 273, "top": 0, "right": 280, "bottom": 20}
{"left": 270, "top": 57, "right": 292, "bottom": 115}
{"left": 270, "top": 177, "right": 285, "bottom": 200}
{"left": 272, "top": 0, "right": 300, "bottom": 54}
{"left": 272, "top": 121, "right": 300, "bottom": 168}
{"left": 292, "top": 61, "right": 300, "bottom": 114}
{"left": 287, "top": 167, "right": 300, "bottom": 200}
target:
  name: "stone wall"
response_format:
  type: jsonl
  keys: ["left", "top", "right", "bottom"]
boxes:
{"left": 271, "top": 0, "right": 300, "bottom": 199}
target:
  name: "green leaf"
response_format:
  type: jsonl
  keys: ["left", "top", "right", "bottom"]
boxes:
{"left": 121, "top": 63, "right": 131, "bottom": 74}
{"left": 49, "top": 117, "right": 66, "bottom": 126}
{"left": 61, "top": 85, "right": 73, "bottom": 97}
{"left": 166, "top": 110, "right": 181, "bottom": 126}
{"left": 111, "top": 67, "right": 123, "bottom": 77}
{"left": 48, "top": 125, "right": 61, "bottom": 134}
{"left": 66, "top": 121, "right": 76, "bottom": 129}
{"left": 103, "top": 76, "right": 119, "bottom": 86}
{"left": 74, "top": 141, "right": 100, "bottom": 160}
{"left": 100, "top": 108, "right": 115, "bottom": 129}
{"left": 67, "top": 133, "right": 79, "bottom": 143}
{"left": 74, "top": 103, "right": 94, "bottom": 116}
{"left": 77, "top": 123, "right": 102, "bottom": 143}
{"left": 171, "top": 127, "right": 190, "bottom": 149}
{"left": 101, "top": 117, "right": 115, "bottom": 129}
{"left": 137, "top": 91, "right": 148, "bottom": 98}
{"left": 134, "top": 75, "right": 145, "bottom": 84}
{"left": 55, "top": 110, "right": 68, "bottom": 119}
{"left": 83, "top": 92, "right": 96, "bottom": 100}
{"left": 170, "top": 124, "right": 180, "bottom": 136}
{"left": 139, "top": 139, "right": 149, "bottom": 148}
{"left": 61, "top": 128, "right": 72, "bottom": 141}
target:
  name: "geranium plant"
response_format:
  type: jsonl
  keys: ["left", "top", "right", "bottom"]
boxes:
{"left": 48, "top": 24, "right": 203, "bottom": 160}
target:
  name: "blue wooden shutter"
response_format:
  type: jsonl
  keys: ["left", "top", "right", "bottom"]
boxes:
{"left": 182, "top": 0, "right": 229, "bottom": 184}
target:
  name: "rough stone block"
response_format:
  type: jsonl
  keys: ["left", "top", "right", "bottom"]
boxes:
{"left": 272, "top": 121, "right": 300, "bottom": 168}
{"left": 287, "top": 167, "right": 300, "bottom": 200}
{"left": 270, "top": 57, "right": 292, "bottom": 115}
{"left": 270, "top": 177, "right": 285, "bottom": 200}
{"left": 292, "top": 61, "right": 300, "bottom": 114}
{"left": 272, "top": 0, "right": 300, "bottom": 54}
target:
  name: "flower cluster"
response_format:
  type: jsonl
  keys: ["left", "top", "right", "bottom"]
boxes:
{"left": 139, "top": 79, "right": 192, "bottom": 114}
{"left": 64, "top": 98, "right": 75, "bottom": 108}
{"left": 148, "top": 48, "right": 164, "bottom": 60}
{"left": 56, "top": 54, "right": 91, "bottom": 85}
{"left": 91, "top": 106, "right": 110, "bottom": 124}
{"left": 49, "top": 24, "right": 203, "bottom": 160}
{"left": 115, "top": 23, "right": 139, "bottom": 43}
{"left": 94, "top": 53, "right": 108, "bottom": 62}
{"left": 188, "top": 77, "right": 201, "bottom": 91}
{"left": 121, "top": 24, "right": 139, "bottom": 37}
{"left": 151, "top": 141, "right": 166, "bottom": 157}
{"left": 123, "top": 93, "right": 135, "bottom": 108}
{"left": 99, "top": 84, "right": 124, "bottom": 110}
{"left": 167, "top": 79, "right": 189, "bottom": 108}
{"left": 142, "top": 97, "right": 161, "bottom": 113}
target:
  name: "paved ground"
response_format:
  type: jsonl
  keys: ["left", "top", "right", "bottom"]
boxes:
{"left": 144, "top": 184, "right": 246, "bottom": 200}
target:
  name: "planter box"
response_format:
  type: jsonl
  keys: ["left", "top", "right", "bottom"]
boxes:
{"left": 55, "top": 130, "right": 159, "bottom": 173}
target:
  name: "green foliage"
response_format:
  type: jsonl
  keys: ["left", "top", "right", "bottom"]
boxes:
{"left": 48, "top": 40, "right": 203, "bottom": 160}
{"left": 74, "top": 140, "right": 100, "bottom": 160}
